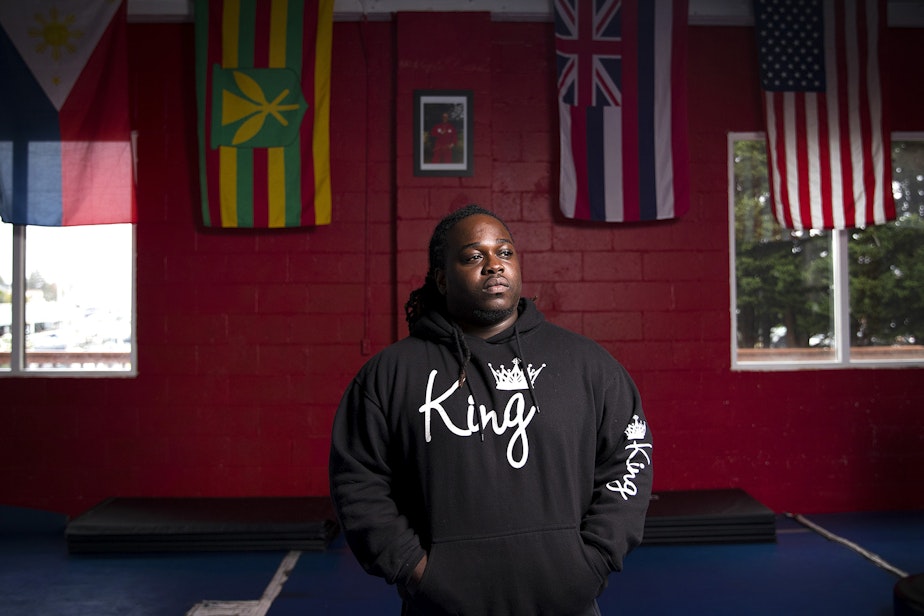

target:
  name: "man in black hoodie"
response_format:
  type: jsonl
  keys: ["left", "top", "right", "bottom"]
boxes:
{"left": 329, "top": 205, "right": 652, "bottom": 615}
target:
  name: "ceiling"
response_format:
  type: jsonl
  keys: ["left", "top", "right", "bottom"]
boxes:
{"left": 126, "top": 0, "right": 924, "bottom": 26}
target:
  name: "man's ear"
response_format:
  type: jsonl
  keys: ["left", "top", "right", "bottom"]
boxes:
{"left": 434, "top": 269, "right": 447, "bottom": 295}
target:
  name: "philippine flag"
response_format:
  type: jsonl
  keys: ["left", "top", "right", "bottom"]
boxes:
{"left": 0, "top": 0, "right": 136, "bottom": 227}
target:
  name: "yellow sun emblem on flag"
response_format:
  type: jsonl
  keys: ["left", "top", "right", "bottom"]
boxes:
{"left": 28, "top": 7, "right": 84, "bottom": 62}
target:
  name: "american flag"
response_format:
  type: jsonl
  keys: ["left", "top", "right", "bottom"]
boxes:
{"left": 555, "top": 0, "right": 689, "bottom": 223}
{"left": 755, "top": 0, "right": 894, "bottom": 230}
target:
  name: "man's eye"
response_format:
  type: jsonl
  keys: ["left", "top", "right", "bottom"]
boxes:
{"left": 464, "top": 254, "right": 483, "bottom": 263}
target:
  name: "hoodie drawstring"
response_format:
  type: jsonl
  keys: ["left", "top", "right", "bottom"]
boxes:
{"left": 452, "top": 326, "right": 486, "bottom": 442}
{"left": 515, "top": 327, "right": 541, "bottom": 414}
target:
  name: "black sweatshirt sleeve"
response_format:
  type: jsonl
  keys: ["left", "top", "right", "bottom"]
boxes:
{"left": 328, "top": 378, "right": 426, "bottom": 587}
{"left": 580, "top": 365, "right": 653, "bottom": 574}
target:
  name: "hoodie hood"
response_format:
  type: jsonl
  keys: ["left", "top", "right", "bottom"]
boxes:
{"left": 409, "top": 297, "right": 544, "bottom": 345}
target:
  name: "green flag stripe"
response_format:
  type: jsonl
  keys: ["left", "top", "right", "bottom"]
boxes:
{"left": 237, "top": 0, "right": 256, "bottom": 68}
{"left": 232, "top": 0, "right": 253, "bottom": 227}
{"left": 285, "top": 0, "right": 304, "bottom": 72}
{"left": 283, "top": 0, "right": 303, "bottom": 226}
{"left": 236, "top": 147, "right": 254, "bottom": 227}
{"left": 194, "top": 0, "right": 211, "bottom": 226}
{"left": 284, "top": 143, "right": 302, "bottom": 226}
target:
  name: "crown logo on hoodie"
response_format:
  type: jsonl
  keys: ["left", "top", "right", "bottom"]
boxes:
{"left": 489, "top": 358, "right": 546, "bottom": 391}
{"left": 624, "top": 415, "right": 647, "bottom": 441}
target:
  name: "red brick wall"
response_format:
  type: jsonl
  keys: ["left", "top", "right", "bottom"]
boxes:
{"left": 1, "top": 18, "right": 922, "bottom": 517}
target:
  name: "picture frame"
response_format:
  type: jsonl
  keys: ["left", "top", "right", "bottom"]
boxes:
{"left": 413, "top": 89, "right": 473, "bottom": 177}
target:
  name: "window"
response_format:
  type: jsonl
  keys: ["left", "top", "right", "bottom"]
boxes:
{"left": 0, "top": 222, "right": 135, "bottom": 375}
{"left": 729, "top": 132, "right": 924, "bottom": 369}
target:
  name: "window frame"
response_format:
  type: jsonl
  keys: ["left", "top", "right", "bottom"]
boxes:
{"left": 1, "top": 223, "right": 137, "bottom": 378}
{"left": 728, "top": 130, "right": 924, "bottom": 371}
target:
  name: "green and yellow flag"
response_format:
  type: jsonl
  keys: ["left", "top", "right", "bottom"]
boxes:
{"left": 195, "top": 0, "right": 332, "bottom": 228}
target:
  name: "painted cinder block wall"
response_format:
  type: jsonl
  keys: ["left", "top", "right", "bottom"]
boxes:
{"left": 1, "top": 16, "right": 922, "bottom": 518}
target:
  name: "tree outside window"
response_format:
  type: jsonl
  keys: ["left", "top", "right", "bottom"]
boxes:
{"left": 731, "top": 134, "right": 924, "bottom": 368}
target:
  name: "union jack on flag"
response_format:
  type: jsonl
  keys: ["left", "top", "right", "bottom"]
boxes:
{"left": 556, "top": 0, "right": 623, "bottom": 108}
{"left": 555, "top": 0, "right": 689, "bottom": 223}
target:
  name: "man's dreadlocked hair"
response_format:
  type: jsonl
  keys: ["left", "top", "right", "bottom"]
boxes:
{"left": 404, "top": 204, "right": 513, "bottom": 329}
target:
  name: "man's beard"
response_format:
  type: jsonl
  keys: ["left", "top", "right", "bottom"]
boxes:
{"left": 471, "top": 305, "right": 516, "bottom": 326}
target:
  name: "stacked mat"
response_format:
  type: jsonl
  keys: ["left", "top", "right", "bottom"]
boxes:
{"left": 66, "top": 489, "right": 772, "bottom": 553}
{"left": 643, "top": 488, "right": 776, "bottom": 545}
{"left": 65, "top": 496, "right": 339, "bottom": 554}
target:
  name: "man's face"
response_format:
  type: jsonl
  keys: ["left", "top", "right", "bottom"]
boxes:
{"left": 436, "top": 214, "right": 522, "bottom": 335}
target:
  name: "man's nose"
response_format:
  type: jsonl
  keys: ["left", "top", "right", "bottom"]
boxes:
{"left": 483, "top": 256, "right": 504, "bottom": 273}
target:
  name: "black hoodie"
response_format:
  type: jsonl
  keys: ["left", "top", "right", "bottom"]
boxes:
{"left": 329, "top": 299, "right": 652, "bottom": 615}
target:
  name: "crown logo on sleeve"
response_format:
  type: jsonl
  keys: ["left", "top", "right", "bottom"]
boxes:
{"left": 624, "top": 415, "right": 647, "bottom": 440}
{"left": 489, "top": 358, "right": 546, "bottom": 391}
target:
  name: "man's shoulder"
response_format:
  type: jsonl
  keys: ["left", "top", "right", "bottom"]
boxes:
{"left": 538, "top": 319, "right": 604, "bottom": 346}
{"left": 532, "top": 321, "right": 622, "bottom": 365}
{"left": 360, "top": 335, "right": 436, "bottom": 369}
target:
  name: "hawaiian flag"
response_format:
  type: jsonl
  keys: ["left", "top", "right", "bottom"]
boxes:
{"left": 0, "top": 0, "right": 136, "bottom": 227}
{"left": 555, "top": 0, "right": 689, "bottom": 222}
{"left": 195, "top": 0, "right": 333, "bottom": 228}
{"left": 754, "top": 0, "right": 893, "bottom": 230}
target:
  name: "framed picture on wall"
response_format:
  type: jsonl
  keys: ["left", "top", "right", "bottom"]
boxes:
{"left": 413, "top": 90, "right": 473, "bottom": 176}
